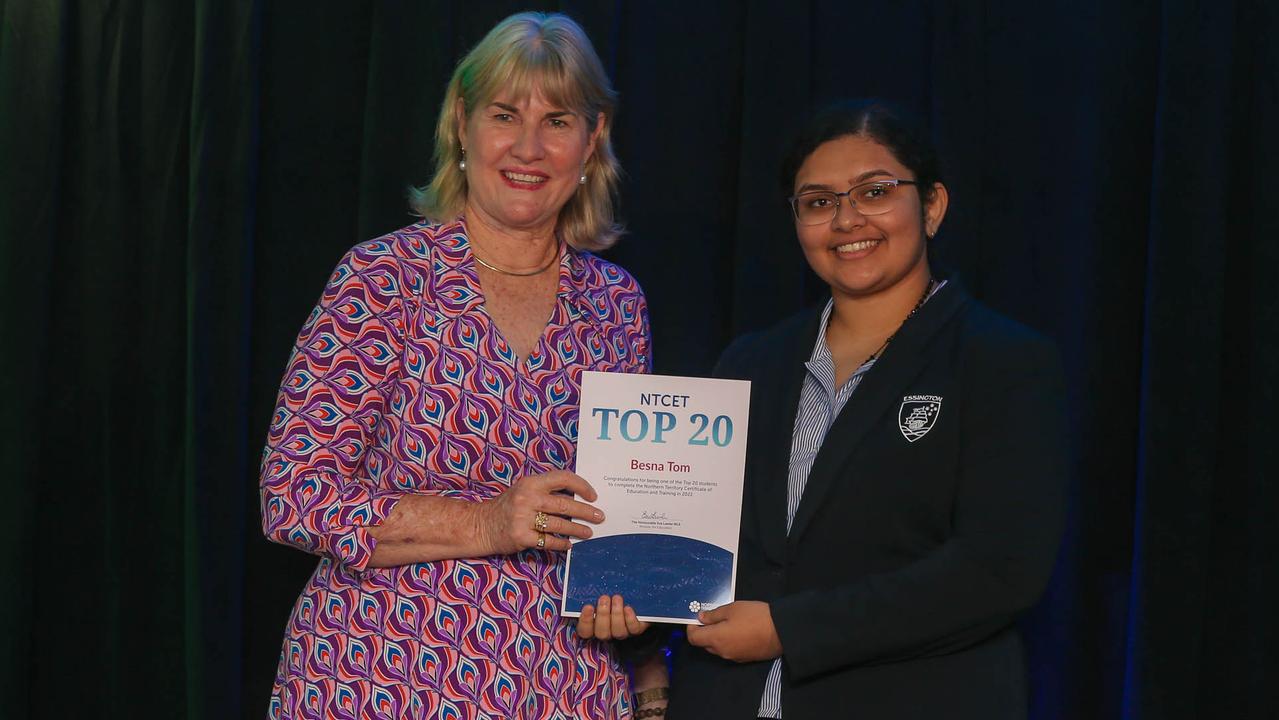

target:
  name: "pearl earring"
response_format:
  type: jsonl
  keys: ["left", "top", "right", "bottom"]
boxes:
{"left": 458, "top": 148, "right": 466, "bottom": 172}
{"left": 579, "top": 173, "right": 587, "bottom": 185}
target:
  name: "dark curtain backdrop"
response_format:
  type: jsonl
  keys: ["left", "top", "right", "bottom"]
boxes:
{"left": 2, "top": 0, "right": 1275, "bottom": 717}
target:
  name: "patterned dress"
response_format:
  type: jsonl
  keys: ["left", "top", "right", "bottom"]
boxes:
{"left": 260, "top": 219, "right": 651, "bottom": 719}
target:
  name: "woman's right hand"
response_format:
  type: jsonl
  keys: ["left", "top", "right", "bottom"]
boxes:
{"left": 473, "top": 470, "right": 604, "bottom": 555}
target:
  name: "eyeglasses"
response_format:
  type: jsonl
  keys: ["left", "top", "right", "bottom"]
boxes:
{"left": 787, "top": 179, "right": 920, "bottom": 225}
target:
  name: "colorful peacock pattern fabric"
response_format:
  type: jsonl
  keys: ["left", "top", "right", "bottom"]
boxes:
{"left": 260, "top": 219, "right": 651, "bottom": 719}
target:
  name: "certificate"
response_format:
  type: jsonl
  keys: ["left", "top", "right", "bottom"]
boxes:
{"left": 561, "top": 370, "right": 751, "bottom": 624}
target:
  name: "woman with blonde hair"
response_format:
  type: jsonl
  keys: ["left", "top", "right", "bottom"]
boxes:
{"left": 260, "top": 12, "right": 661, "bottom": 718}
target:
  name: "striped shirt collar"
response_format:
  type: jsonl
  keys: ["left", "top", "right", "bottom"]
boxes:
{"left": 806, "top": 279, "right": 949, "bottom": 395}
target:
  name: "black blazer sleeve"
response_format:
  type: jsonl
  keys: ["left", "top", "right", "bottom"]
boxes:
{"left": 769, "top": 331, "right": 1068, "bottom": 680}
{"left": 711, "top": 331, "right": 760, "bottom": 380}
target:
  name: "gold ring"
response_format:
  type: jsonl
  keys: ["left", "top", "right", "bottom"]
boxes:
{"left": 536, "top": 532, "right": 546, "bottom": 549}
{"left": 533, "top": 511, "right": 549, "bottom": 532}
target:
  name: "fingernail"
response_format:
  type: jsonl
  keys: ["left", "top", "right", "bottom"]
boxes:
{"left": 593, "top": 509, "right": 603, "bottom": 520}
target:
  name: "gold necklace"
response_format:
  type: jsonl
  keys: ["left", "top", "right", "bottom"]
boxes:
{"left": 470, "top": 243, "right": 559, "bottom": 277}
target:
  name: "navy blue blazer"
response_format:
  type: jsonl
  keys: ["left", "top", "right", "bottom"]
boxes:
{"left": 669, "top": 282, "right": 1067, "bottom": 720}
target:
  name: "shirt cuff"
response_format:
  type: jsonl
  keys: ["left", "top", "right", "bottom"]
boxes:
{"left": 322, "top": 484, "right": 403, "bottom": 572}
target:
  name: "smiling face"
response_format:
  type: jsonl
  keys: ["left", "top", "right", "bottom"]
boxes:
{"left": 457, "top": 89, "right": 603, "bottom": 240}
{"left": 792, "top": 134, "right": 946, "bottom": 301}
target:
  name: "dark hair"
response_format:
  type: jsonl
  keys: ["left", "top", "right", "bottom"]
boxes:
{"left": 779, "top": 99, "right": 943, "bottom": 205}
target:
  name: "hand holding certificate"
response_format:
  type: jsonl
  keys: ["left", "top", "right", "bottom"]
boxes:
{"left": 562, "top": 371, "right": 751, "bottom": 624}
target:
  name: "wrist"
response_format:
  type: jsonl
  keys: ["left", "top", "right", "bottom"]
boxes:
{"left": 462, "top": 498, "right": 496, "bottom": 556}
{"left": 629, "top": 650, "right": 669, "bottom": 687}
{"left": 633, "top": 687, "right": 668, "bottom": 719}
{"left": 633, "top": 687, "right": 668, "bottom": 706}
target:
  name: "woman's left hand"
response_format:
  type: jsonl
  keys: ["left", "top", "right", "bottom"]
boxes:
{"left": 576, "top": 594, "right": 650, "bottom": 640}
{"left": 685, "top": 600, "right": 782, "bottom": 662}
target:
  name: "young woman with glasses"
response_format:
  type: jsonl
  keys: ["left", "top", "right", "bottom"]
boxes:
{"left": 667, "top": 100, "right": 1068, "bottom": 720}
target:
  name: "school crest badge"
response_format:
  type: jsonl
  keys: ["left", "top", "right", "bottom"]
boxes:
{"left": 899, "top": 395, "right": 942, "bottom": 442}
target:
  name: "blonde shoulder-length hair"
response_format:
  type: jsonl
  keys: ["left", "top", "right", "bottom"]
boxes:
{"left": 410, "top": 12, "right": 623, "bottom": 252}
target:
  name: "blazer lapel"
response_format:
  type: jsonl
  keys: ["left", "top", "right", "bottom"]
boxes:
{"left": 786, "top": 284, "right": 969, "bottom": 549}
{"left": 751, "top": 309, "right": 821, "bottom": 565}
